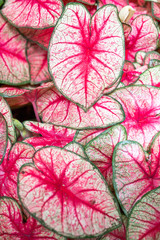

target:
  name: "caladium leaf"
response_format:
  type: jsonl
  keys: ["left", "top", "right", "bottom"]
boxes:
{"left": 18, "top": 146, "right": 122, "bottom": 238}
{"left": 134, "top": 65, "right": 160, "bottom": 87}
{"left": 0, "top": 113, "right": 7, "bottom": 164}
{"left": 110, "top": 85, "right": 160, "bottom": 150}
{"left": 49, "top": 3, "right": 125, "bottom": 110}
{"left": 0, "top": 197, "right": 65, "bottom": 239}
{"left": 23, "top": 121, "right": 75, "bottom": 149}
{"left": 151, "top": 2, "right": 160, "bottom": 21}
{"left": 127, "top": 186, "right": 160, "bottom": 239}
{"left": 143, "top": 50, "right": 160, "bottom": 65}
{"left": 18, "top": 27, "right": 54, "bottom": 50}
{"left": 1, "top": 0, "right": 63, "bottom": 28}
{"left": 85, "top": 125, "right": 127, "bottom": 190}
{"left": 26, "top": 42, "right": 51, "bottom": 85}
{"left": 125, "top": 15, "right": 158, "bottom": 61}
{"left": 99, "top": 0, "right": 127, "bottom": 11}
{"left": 135, "top": 51, "right": 146, "bottom": 65}
{"left": 74, "top": 128, "right": 109, "bottom": 146}
{"left": 0, "top": 142, "right": 35, "bottom": 201}
{"left": 0, "top": 96, "right": 16, "bottom": 143}
{"left": 63, "top": 141, "right": 87, "bottom": 159}
{"left": 103, "top": 78, "right": 121, "bottom": 95}
{"left": 113, "top": 135, "right": 160, "bottom": 215}
{"left": 0, "top": 15, "right": 30, "bottom": 85}
{"left": 0, "top": 86, "right": 29, "bottom": 97}
{"left": 36, "top": 87, "right": 125, "bottom": 129}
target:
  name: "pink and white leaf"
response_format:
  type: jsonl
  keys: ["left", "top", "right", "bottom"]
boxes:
{"left": 49, "top": 3, "right": 125, "bottom": 110}
{"left": 26, "top": 42, "right": 51, "bottom": 85}
{"left": 125, "top": 15, "right": 158, "bottom": 61}
{"left": 85, "top": 124, "right": 127, "bottom": 190}
{"left": 152, "top": 2, "right": 160, "bottom": 21}
{"left": 111, "top": 85, "right": 160, "bottom": 150}
{"left": 0, "top": 113, "right": 8, "bottom": 164}
{"left": 0, "top": 142, "right": 35, "bottom": 201}
{"left": 19, "top": 27, "right": 54, "bottom": 50}
{"left": 143, "top": 51, "right": 160, "bottom": 65}
{"left": 0, "top": 15, "right": 30, "bottom": 85}
{"left": 127, "top": 186, "right": 160, "bottom": 239}
{"left": 134, "top": 65, "right": 160, "bottom": 87}
{"left": 113, "top": 136, "right": 160, "bottom": 214}
{"left": 1, "top": 0, "right": 63, "bottom": 28}
{"left": 36, "top": 88, "right": 125, "bottom": 129}
{"left": 0, "top": 96, "right": 16, "bottom": 142}
{"left": 135, "top": 51, "right": 146, "bottom": 65}
{"left": 64, "top": 141, "right": 87, "bottom": 159}
{"left": 0, "top": 197, "right": 65, "bottom": 239}
{"left": 74, "top": 128, "right": 109, "bottom": 146}
{"left": 99, "top": 0, "right": 127, "bottom": 11}
{"left": 0, "top": 86, "right": 29, "bottom": 97}
{"left": 18, "top": 147, "right": 122, "bottom": 238}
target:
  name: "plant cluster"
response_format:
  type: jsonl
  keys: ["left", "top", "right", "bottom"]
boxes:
{"left": 0, "top": 0, "right": 160, "bottom": 239}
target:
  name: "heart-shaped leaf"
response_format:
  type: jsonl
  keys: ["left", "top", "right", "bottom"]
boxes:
{"left": 113, "top": 135, "right": 160, "bottom": 215}
{"left": 127, "top": 186, "right": 160, "bottom": 239}
{"left": 125, "top": 15, "right": 158, "bottom": 61}
{"left": 85, "top": 125, "right": 127, "bottom": 190}
{"left": 26, "top": 42, "right": 51, "bottom": 85}
{"left": 49, "top": 3, "right": 125, "bottom": 110}
{"left": 0, "top": 113, "right": 8, "bottom": 164}
{"left": 1, "top": 0, "right": 63, "bottom": 28}
{"left": 143, "top": 51, "right": 160, "bottom": 65}
{"left": 0, "top": 197, "right": 65, "bottom": 239}
{"left": 0, "top": 96, "right": 16, "bottom": 142}
{"left": 151, "top": 2, "right": 160, "bottom": 21}
{"left": 0, "top": 142, "right": 35, "bottom": 201}
{"left": 36, "top": 87, "right": 125, "bottom": 129}
{"left": 110, "top": 85, "right": 160, "bottom": 150}
{"left": 63, "top": 141, "right": 87, "bottom": 159}
{"left": 134, "top": 65, "right": 160, "bottom": 87}
{"left": 18, "top": 146, "right": 122, "bottom": 238}
{"left": 0, "top": 15, "right": 30, "bottom": 85}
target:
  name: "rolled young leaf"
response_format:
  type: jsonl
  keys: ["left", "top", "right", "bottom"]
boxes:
{"left": 18, "top": 146, "right": 122, "bottom": 238}
{"left": 49, "top": 3, "right": 125, "bottom": 110}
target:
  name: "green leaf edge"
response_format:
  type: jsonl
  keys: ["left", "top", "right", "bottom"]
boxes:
{"left": 48, "top": 3, "right": 125, "bottom": 112}
{"left": 17, "top": 145, "right": 123, "bottom": 239}
{"left": 0, "top": 112, "right": 8, "bottom": 165}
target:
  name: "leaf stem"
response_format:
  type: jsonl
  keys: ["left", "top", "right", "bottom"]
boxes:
{"left": 32, "top": 101, "right": 41, "bottom": 122}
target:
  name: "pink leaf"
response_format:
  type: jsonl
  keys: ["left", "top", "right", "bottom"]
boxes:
{"left": 18, "top": 146, "right": 122, "bottom": 237}
{"left": 152, "top": 2, "right": 160, "bottom": 21}
{"left": 125, "top": 15, "right": 158, "bottom": 61}
{"left": 1, "top": 0, "right": 63, "bottom": 28}
{"left": 85, "top": 125, "right": 127, "bottom": 190}
{"left": 0, "top": 96, "right": 16, "bottom": 142}
{"left": 0, "top": 113, "right": 7, "bottom": 164}
{"left": 19, "top": 27, "right": 54, "bottom": 50}
{"left": 0, "top": 142, "right": 35, "bottom": 201}
{"left": 36, "top": 87, "right": 125, "bottom": 129}
{"left": 113, "top": 135, "right": 160, "bottom": 214}
{"left": 99, "top": 0, "right": 128, "bottom": 11}
{"left": 49, "top": 4, "right": 125, "bottom": 110}
{"left": 111, "top": 85, "right": 160, "bottom": 150}
{"left": 0, "top": 15, "right": 30, "bottom": 85}
{"left": 134, "top": 65, "right": 160, "bottom": 87}
{"left": 64, "top": 141, "right": 87, "bottom": 158}
{"left": 127, "top": 187, "right": 160, "bottom": 239}
{"left": 26, "top": 42, "right": 51, "bottom": 85}
{"left": 0, "top": 197, "right": 65, "bottom": 239}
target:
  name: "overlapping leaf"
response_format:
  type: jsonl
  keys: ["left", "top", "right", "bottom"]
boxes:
{"left": 26, "top": 42, "right": 51, "bottom": 85}
{"left": 127, "top": 187, "right": 160, "bottom": 239}
{"left": 85, "top": 125, "right": 127, "bottom": 189}
{"left": 0, "top": 113, "right": 7, "bottom": 164}
{"left": 110, "top": 85, "right": 160, "bottom": 150}
{"left": 0, "top": 15, "right": 30, "bottom": 85}
{"left": 0, "top": 197, "right": 65, "bottom": 239}
{"left": 49, "top": 3, "right": 125, "bottom": 110}
{"left": 0, "top": 142, "right": 35, "bottom": 201}
{"left": 1, "top": 0, "right": 63, "bottom": 28}
{"left": 23, "top": 121, "right": 76, "bottom": 149}
{"left": 125, "top": 15, "right": 158, "bottom": 61}
{"left": 64, "top": 141, "right": 87, "bottom": 158}
{"left": 18, "top": 147, "right": 122, "bottom": 238}
{"left": 134, "top": 65, "right": 160, "bottom": 87}
{"left": 113, "top": 134, "right": 160, "bottom": 215}
{"left": 36, "top": 87, "right": 125, "bottom": 129}
{"left": 0, "top": 96, "right": 16, "bottom": 142}
{"left": 151, "top": 2, "right": 160, "bottom": 20}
